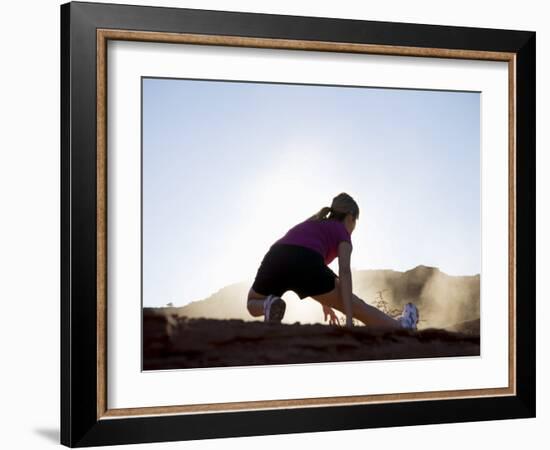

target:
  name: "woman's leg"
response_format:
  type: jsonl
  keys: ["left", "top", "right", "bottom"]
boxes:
{"left": 311, "top": 278, "right": 402, "bottom": 330}
{"left": 247, "top": 287, "right": 268, "bottom": 317}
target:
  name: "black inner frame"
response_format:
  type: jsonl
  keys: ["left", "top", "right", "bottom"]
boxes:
{"left": 61, "top": 1, "right": 535, "bottom": 447}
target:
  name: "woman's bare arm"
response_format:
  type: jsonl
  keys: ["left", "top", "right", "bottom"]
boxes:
{"left": 337, "top": 241, "right": 354, "bottom": 327}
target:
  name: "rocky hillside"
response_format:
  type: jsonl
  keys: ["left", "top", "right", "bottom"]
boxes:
{"left": 149, "top": 265, "right": 479, "bottom": 332}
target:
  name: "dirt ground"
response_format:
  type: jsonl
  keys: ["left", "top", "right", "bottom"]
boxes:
{"left": 143, "top": 308, "right": 480, "bottom": 370}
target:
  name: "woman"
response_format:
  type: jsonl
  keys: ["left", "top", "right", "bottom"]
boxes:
{"left": 247, "top": 192, "right": 419, "bottom": 330}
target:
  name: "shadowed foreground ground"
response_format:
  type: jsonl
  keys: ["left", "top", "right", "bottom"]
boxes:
{"left": 143, "top": 309, "right": 480, "bottom": 370}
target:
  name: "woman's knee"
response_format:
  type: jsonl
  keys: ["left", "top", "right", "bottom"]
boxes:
{"left": 247, "top": 298, "right": 265, "bottom": 316}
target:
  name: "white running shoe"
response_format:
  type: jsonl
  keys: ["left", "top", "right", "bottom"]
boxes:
{"left": 263, "top": 294, "right": 286, "bottom": 324}
{"left": 397, "top": 302, "right": 419, "bottom": 330}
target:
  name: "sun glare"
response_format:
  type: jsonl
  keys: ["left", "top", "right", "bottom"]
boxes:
{"left": 210, "top": 141, "right": 343, "bottom": 291}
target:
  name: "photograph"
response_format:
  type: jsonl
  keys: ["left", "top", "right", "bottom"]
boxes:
{"left": 59, "top": 1, "right": 536, "bottom": 446}
{"left": 142, "top": 77, "right": 482, "bottom": 370}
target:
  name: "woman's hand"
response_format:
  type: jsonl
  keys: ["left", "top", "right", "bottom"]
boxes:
{"left": 322, "top": 305, "right": 341, "bottom": 326}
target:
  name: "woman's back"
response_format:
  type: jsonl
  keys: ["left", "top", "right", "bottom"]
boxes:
{"left": 272, "top": 218, "right": 352, "bottom": 265}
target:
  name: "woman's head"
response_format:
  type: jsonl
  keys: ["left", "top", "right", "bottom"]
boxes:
{"left": 308, "top": 192, "right": 359, "bottom": 233}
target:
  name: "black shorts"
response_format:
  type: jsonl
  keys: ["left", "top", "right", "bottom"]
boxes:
{"left": 251, "top": 243, "right": 338, "bottom": 299}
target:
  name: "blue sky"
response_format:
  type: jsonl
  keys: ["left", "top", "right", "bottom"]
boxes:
{"left": 142, "top": 77, "right": 480, "bottom": 308}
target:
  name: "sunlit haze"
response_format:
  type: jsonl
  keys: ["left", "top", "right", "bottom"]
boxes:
{"left": 142, "top": 78, "right": 480, "bottom": 308}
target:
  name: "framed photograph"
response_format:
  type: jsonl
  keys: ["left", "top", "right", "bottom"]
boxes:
{"left": 60, "top": 1, "right": 536, "bottom": 447}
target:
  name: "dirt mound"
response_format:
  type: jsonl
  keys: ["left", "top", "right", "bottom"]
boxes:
{"left": 143, "top": 309, "right": 480, "bottom": 370}
{"left": 446, "top": 318, "right": 480, "bottom": 335}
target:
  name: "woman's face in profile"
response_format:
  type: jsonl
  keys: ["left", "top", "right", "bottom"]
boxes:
{"left": 346, "top": 213, "right": 357, "bottom": 234}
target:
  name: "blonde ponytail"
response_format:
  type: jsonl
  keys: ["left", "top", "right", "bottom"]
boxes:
{"left": 307, "top": 206, "right": 332, "bottom": 221}
{"left": 307, "top": 193, "right": 359, "bottom": 222}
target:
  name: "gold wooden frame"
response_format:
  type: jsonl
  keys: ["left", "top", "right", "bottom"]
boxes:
{"left": 96, "top": 29, "right": 516, "bottom": 420}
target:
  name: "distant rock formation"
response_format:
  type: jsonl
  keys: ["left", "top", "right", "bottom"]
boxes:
{"left": 352, "top": 265, "right": 480, "bottom": 330}
{"left": 147, "top": 265, "right": 479, "bottom": 331}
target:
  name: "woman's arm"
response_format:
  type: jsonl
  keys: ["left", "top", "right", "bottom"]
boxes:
{"left": 337, "top": 241, "right": 354, "bottom": 327}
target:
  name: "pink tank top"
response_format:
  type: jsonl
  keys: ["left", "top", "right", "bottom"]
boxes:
{"left": 273, "top": 218, "right": 352, "bottom": 265}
